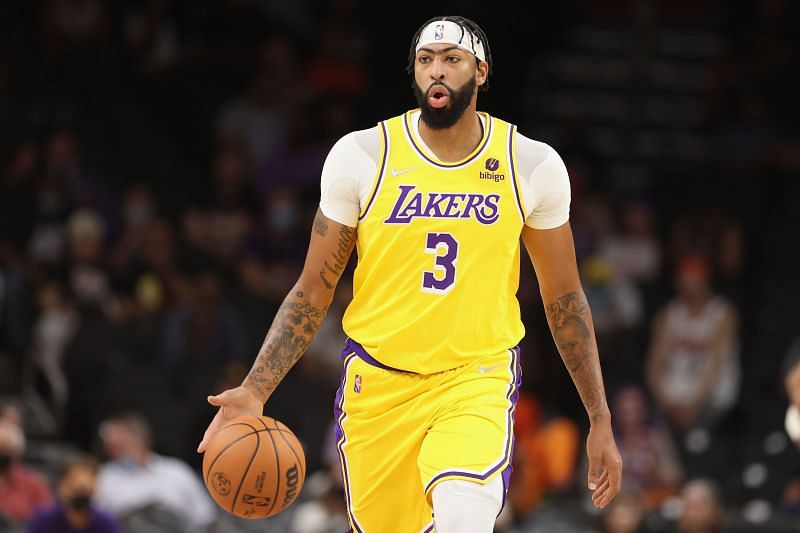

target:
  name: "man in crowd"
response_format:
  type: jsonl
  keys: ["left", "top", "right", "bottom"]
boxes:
{"left": 95, "top": 411, "right": 216, "bottom": 532}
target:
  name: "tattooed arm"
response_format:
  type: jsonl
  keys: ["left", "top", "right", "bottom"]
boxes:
{"left": 198, "top": 209, "right": 356, "bottom": 452}
{"left": 521, "top": 222, "right": 622, "bottom": 509}
{"left": 241, "top": 209, "right": 356, "bottom": 402}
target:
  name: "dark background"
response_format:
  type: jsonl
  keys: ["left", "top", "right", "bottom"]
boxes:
{"left": 1, "top": 0, "right": 800, "bottom": 531}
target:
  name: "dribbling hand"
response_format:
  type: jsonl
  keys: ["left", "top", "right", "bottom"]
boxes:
{"left": 197, "top": 386, "right": 263, "bottom": 453}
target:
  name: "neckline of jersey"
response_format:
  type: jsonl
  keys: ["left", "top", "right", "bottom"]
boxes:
{"left": 404, "top": 109, "right": 492, "bottom": 169}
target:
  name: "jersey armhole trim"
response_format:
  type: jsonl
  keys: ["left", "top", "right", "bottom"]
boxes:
{"left": 358, "top": 121, "right": 389, "bottom": 221}
{"left": 507, "top": 124, "right": 527, "bottom": 223}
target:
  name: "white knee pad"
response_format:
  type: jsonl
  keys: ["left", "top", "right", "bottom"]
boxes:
{"left": 432, "top": 477, "right": 504, "bottom": 533}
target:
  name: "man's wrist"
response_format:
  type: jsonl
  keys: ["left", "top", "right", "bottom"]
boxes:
{"left": 241, "top": 380, "right": 269, "bottom": 405}
{"left": 589, "top": 410, "right": 611, "bottom": 426}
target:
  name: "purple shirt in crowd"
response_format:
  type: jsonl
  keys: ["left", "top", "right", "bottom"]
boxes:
{"left": 26, "top": 504, "right": 121, "bottom": 533}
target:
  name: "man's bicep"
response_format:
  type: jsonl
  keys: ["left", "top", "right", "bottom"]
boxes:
{"left": 300, "top": 209, "right": 357, "bottom": 293}
{"left": 521, "top": 223, "right": 581, "bottom": 300}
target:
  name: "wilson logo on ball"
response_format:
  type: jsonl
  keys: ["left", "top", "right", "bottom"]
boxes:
{"left": 281, "top": 465, "right": 300, "bottom": 508}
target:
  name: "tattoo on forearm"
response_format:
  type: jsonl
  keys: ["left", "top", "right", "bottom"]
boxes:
{"left": 243, "top": 212, "right": 356, "bottom": 403}
{"left": 243, "top": 296, "right": 327, "bottom": 403}
{"left": 545, "top": 290, "right": 608, "bottom": 420}
{"left": 319, "top": 223, "right": 356, "bottom": 289}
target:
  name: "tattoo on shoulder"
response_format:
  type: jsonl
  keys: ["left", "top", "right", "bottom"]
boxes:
{"left": 313, "top": 209, "right": 329, "bottom": 236}
{"left": 319, "top": 223, "right": 356, "bottom": 289}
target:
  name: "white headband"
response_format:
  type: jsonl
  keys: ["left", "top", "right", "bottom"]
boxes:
{"left": 415, "top": 20, "right": 486, "bottom": 63}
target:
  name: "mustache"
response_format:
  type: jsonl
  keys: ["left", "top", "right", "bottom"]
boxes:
{"left": 427, "top": 81, "right": 453, "bottom": 94}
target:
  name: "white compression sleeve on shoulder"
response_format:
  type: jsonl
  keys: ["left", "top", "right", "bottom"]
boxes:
{"left": 432, "top": 477, "right": 504, "bottom": 533}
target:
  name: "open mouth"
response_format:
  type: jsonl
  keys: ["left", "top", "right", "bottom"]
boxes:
{"left": 427, "top": 85, "right": 450, "bottom": 108}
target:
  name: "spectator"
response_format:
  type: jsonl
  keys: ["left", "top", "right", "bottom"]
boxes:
{"left": 122, "top": 0, "right": 180, "bottom": 76}
{"left": 0, "top": 402, "right": 23, "bottom": 428}
{"left": 579, "top": 255, "right": 644, "bottom": 390}
{"left": 289, "top": 422, "right": 348, "bottom": 533}
{"left": 0, "top": 418, "right": 53, "bottom": 525}
{"left": 776, "top": 474, "right": 800, "bottom": 523}
{"left": 63, "top": 208, "right": 113, "bottom": 313}
{"left": 782, "top": 338, "right": 800, "bottom": 412}
{"left": 601, "top": 489, "right": 646, "bottom": 533}
{"left": 674, "top": 479, "right": 724, "bottom": 533}
{"left": 599, "top": 200, "right": 662, "bottom": 286}
{"left": 159, "top": 269, "right": 249, "bottom": 396}
{"left": 0, "top": 143, "right": 39, "bottom": 265}
{"left": 645, "top": 255, "right": 740, "bottom": 434}
{"left": 215, "top": 35, "right": 302, "bottom": 169}
{"left": 781, "top": 338, "right": 800, "bottom": 446}
{"left": 507, "top": 391, "right": 580, "bottom": 523}
{"left": 23, "top": 279, "right": 78, "bottom": 435}
{"left": 611, "top": 384, "right": 684, "bottom": 509}
{"left": 95, "top": 411, "right": 216, "bottom": 532}
{"left": 27, "top": 454, "right": 121, "bottom": 533}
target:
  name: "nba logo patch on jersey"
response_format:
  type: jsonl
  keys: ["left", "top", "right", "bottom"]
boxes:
{"left": 354, "top": 374, "right": 362, "bottom": 393}
{"left": 434, "top": 24, "right": 445, "bottom": 40}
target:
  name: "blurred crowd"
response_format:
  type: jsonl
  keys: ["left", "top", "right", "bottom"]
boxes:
{"left": 1, "top": 0, "right": 800, "bottom": 532}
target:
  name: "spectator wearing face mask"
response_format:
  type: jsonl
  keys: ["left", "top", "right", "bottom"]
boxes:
{"left": 27, "top": 455, "right": 120, "bottom": 533}
{"left": 0, "top": 418, "right": 53, "bottom": 525}
{"left": 95, "top": 411, "right": 216, "bottom": 532}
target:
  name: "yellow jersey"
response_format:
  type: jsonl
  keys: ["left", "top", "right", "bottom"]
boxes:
{"left": 342, "top": 110, "right": 527, "bottom": 374}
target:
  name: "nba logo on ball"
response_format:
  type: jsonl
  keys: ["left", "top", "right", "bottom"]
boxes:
{"left": 354, "top": 374, "right": 362, "bottom": 393}
{"left": 434, "top": 24, "right": 444, "bottom": 40}
{"left": 485, "top": 158, "right": 500, "bottom": 171}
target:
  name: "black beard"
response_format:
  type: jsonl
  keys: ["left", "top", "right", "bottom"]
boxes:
{"left": 413, "top": 77, "right": 476, "bottom": 130}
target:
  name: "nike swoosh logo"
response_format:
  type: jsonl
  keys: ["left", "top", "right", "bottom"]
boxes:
{"left": 390, "top": 167, "right": 418, "bottom": 176}
{"left": 478, "top": 363, "right": 504, "bottom": 374}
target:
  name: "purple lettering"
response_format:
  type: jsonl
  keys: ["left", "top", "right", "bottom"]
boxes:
{"left": 423, "top": 193, "right": 448, "bottom": 217}
{"left": 384, "top": 185, "right": 417, "bottom": 224}
{"left": 476, "top": 194, "right": 501, "bottom": 225}
{"left": 442, "top": 194, "right": 467, "bottom": 218}
{"left": 460, "top": 194, "right": 485, "bottom": 219}
{"left": 384, "top": 187, "right": 500, "bottom": 225}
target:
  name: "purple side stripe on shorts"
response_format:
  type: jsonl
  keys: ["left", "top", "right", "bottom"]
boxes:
{"left": 333, "top": 351, "right": 365, "bottom": 533}
{"left": 500, "top": 345, "right": 522, "bottom": 513}
{"left": 423, "top": 345, "right": 522, "bottom": 499}
{"left": 342, "top": 338, "right": 416, "bottom": 373}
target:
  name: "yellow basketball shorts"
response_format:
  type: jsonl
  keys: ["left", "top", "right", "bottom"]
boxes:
{"left": 333, "top": 338, "right": 522, "bottom": 533}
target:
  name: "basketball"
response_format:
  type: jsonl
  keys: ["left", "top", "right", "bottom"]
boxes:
{"left": 202, "top": 415, "right": 306, "bottom": 519}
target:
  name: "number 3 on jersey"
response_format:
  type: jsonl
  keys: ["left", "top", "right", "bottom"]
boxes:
{"left": 422, "top": 232, "right": 458, "bottom": 294}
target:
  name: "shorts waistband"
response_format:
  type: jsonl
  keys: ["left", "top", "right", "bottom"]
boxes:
{"left": 340, "top": 338, "right": 417, "bottom": 374}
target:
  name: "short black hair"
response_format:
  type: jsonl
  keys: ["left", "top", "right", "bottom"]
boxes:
{"left": 407, "top": 15, "right": 492, "bottom": 92}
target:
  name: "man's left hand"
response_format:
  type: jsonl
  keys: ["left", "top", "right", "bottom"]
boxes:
{"left": 586, "top": 417, "right": 623, "bottom": 509}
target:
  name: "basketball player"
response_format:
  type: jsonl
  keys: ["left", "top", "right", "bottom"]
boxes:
{"left": 198, "top": 15, "right": 623, "bottom": 532}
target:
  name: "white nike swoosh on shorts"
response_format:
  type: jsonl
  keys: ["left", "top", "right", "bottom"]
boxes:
{"left": 478, "top": 363, "right": 504, "bottom": 374}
